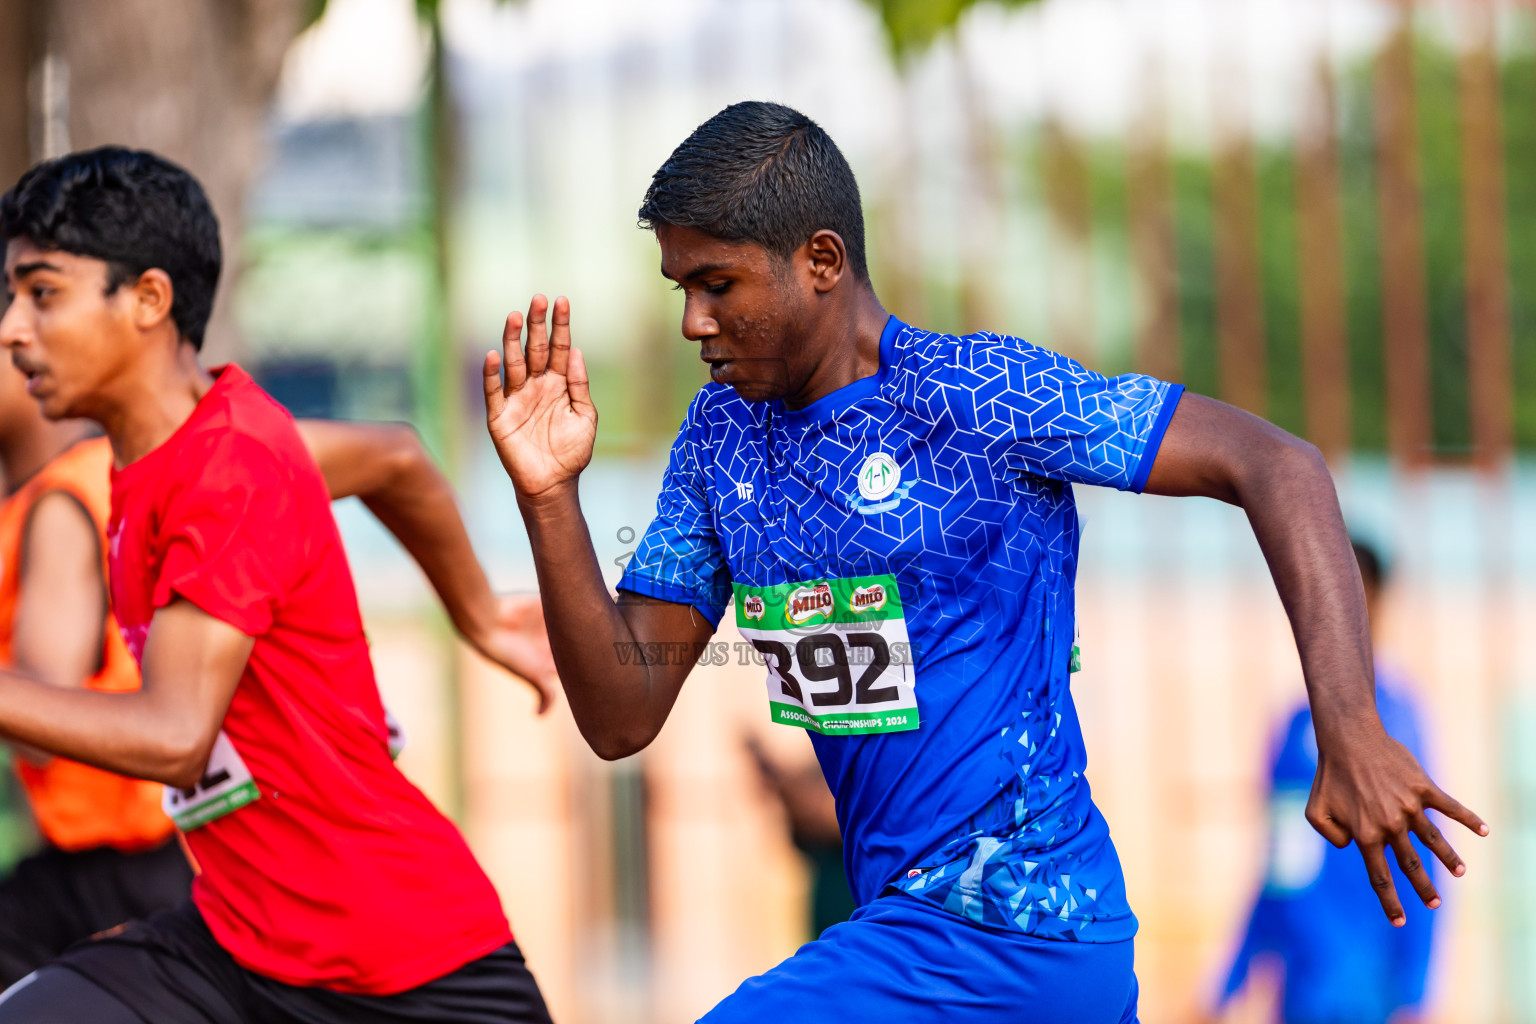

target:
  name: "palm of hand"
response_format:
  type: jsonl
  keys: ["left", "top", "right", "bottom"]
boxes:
{"left": 489, "top": 371, "right": 596, "bottom": 495}
{"left": 484, "top": 295, "right": 597, "bottom": 500}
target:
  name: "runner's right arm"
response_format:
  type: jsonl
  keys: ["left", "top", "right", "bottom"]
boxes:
{"left": 484, "top": 295, "right": 714, "bottom": 759}
{"left": 294, "top": 418, "right": 557, "bottom": 712}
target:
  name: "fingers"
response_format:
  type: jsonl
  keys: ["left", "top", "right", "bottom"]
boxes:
{"left": 1411, "top": 810, "right": 1466, "bottom": 878}
{"left": 1425, "top": 785, "right": 1489, "bottom": 839}
{"left": 547, "top": 296, "right": 572, "bottom": 375}
{"left": 1360, "top": 842, "right": 1406, "bottom": 926}
{"left": 483, "top": 351, "right": 505, "bottom": 420}
{"left": 525, "top": 294, "right": 550, "bottom": 376}
{"left": 567, "top": 346, "right": 595, "bottom": 418}
{"left": 1305, "top": 802, "right": 1351, "bottom": 848}
{"left": 526, "top": 675, "right": 554, "bottom": 716}
{"left": 1389, "top": 831, "right": 1440, "bottom": 909}
{"left": 502, "top": 312, "right": 527, "bottom": 391}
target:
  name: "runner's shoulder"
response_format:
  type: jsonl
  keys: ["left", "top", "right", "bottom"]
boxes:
{"left": 174, "top": 396, "right": 316, "bottom": 495}
{"left": 679, "top": 381, "right": 773, "bottom": 438}
{"left": 888, "top": 324, "right": 1077, "bottom": 394}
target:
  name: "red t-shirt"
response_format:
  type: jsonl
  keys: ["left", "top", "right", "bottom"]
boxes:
{"left": 107, "top": 365, "right": 512, "bottom": 995}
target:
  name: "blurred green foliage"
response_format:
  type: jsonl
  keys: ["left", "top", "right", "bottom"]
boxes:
{"left": 865, "top": 0, "right": 1042, "bottom": 60}
{"left": 1077, "top": 27, "right": 1531, "bottom": 455}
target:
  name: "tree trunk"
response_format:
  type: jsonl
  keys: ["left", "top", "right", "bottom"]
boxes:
{"left": 1041, "top": 117, "right": 1093, "bottom": 363}
{"left": 1374, "top": 5, "right": 1432, "bottom": 467}
{"left": 1457, "top": 0, "right": 1511, "bottom": 471}
{"left": 1296, "top": 47, "right": 1351, "bottom": 458}
{"left": 0, "top": 0, "right": 43, "bottom": 191}
{"left": 1127, "top": 53, "right": 1181, "bottom": 383}
{"left": 45, "top": 0, "right": 310, "bottom": 362}
{"left": 1211, "top": 36, "right": 1267, "bottom": 417}
{"left": 954, "top": 34, "right": 1002, "bottom": 335}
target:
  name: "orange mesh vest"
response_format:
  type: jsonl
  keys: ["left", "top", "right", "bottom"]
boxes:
{"left": 0, "top": 437, "right": 174, "bottom": 852}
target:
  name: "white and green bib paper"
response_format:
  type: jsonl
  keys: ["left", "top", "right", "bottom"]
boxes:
{"left": 162, "top": 730, "right": 261, "bottom": 831}
{"left": 734, "top": 574, "right": 920, "bottom": 735}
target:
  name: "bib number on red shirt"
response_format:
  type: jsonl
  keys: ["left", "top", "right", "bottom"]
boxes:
{"left": 163, "top": 731, "right": 261, "bottom": 831}
{"left": 734, "top": 575, "right": 920, "bottom": 736}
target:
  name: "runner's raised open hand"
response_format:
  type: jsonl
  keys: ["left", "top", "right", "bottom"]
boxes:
{"left": 484, "top": 295, "right": 597, "bottom": 502}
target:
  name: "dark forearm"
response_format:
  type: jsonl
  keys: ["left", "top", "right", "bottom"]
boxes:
{"left": 359, "top": 450, "right": 497, "bottom": 644}
{"left": 301, "top": 419, "right": 500, "bottom": 645}
{"left": 1147, "top": 393, "right": 1485, "bottom": 921}
{"left": 1146, "top": 396, "right": 1378, "bottom": 740}
{"left": 1234, "top": 439, "right": 1378, "bottom": 737}
{"left": 519, "top": 483, "right": 701, "bottom": 758}
{"left": 0, "top": 672, "right": 211, "bottom": 786}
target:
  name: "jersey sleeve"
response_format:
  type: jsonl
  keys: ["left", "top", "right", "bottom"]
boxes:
{"left": 151, "top": 434, "right": 304, "bottom": 636}
{"left": 618, "top": 394, "right": 732, "bottom": 626}
{"left": 951, "top": 334, "right": 1183, "bottom": 492}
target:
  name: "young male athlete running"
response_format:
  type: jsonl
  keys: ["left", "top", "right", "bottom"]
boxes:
{"left": 0, "top": 146, "right": 554, "bottom": 1023}
{"left": 483, "top": 101, "right": 1487, "bottom": 1022}
{"left": 0, "top": 352, "right": 555, "bottom": 988}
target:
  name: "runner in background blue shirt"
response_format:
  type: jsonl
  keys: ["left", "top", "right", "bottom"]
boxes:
{"left": 1215, "top": 541, "right": 1435, "bottom": 1024}
{"left": 483, "top": 101, "right": 1485, "bottom": 1024}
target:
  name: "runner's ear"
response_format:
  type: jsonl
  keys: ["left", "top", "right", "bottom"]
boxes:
{"left": 803, "top": 230, "right": 847, "bottom": 293}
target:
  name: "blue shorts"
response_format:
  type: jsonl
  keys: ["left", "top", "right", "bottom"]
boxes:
{"left": 702, "top": 893, "right": 1138, "bottom": 1024}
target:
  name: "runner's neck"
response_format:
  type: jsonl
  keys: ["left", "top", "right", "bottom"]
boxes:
{"left": 100, "top": 342, "right": 216, "bottom": 468}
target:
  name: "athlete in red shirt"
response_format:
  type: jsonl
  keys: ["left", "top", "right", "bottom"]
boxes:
{"left": 0, "top": 147, "right": 555, "bottom": 1023}
{"left": 0, "top": 348, "right": 556, "bottom": 988}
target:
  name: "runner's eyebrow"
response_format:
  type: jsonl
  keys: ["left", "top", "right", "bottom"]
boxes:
{"left": 660, "top": 261, "right": 733, "bottom": 283}
{"left": 11, "top": 260, "right": 63, "bottom": 279}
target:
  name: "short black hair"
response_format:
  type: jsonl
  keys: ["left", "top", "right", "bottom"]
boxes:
{"left": 1351, "top": 537, "right": 1390, "bottom": 592}
{"left": 1, "top": 146, "right": 221, "bottom": 350}
{"left": 638, "top": 101, "right": 868, "bottom": 280}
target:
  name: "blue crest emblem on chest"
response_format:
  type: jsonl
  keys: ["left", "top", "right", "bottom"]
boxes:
{"left": 847, "top": 451, "right": 915, "bottom": 515}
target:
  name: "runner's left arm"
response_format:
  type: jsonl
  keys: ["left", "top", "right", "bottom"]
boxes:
{"left": 295, "top": 419, "right": 556, "bottom": 713}
{"left": 6, "top": 490, "right": 109, "bottom": 766}
{"left": 0, "top": 598, "right": 251, "bottom": 787}
{"left": 1143, "top": 391, "right": 1486, "bottom": 925}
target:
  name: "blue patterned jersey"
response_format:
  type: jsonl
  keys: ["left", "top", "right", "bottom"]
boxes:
{"left": 619, "top": 316, "right": 1183, "bottom": 942}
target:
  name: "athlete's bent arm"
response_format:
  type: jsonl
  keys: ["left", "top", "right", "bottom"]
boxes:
{"left": 6, "top": 490, "right": 109, "bottom": 766}
{"left": 1143, "top": 392, "right": 1487, "bottom": 925}
{"left": 0, "top": 598, "right": 250, "bottom": 787}
{"left": 485, "top": 296, "right": 714, "bottom": 759}
{"left": 295, "top": 418, "right": 557, "bottom": 712}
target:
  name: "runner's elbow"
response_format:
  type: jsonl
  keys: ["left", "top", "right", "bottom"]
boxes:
{"left": 155, "top": 729, "right": 217, "bottom": 789}
{"left": 587, "top": 723, "right": 655, "bottom": 761}
{"left": 1243, "top": 430, "right": 1328, "bottom": 495}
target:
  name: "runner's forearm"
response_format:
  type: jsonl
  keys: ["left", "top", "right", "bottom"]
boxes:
{"left": 355, "top": 457, "right": 499, "bottom": 649}
{"left": 518, "top": 483, "right": 704, "bottom": 758}
{"left": 1235, "top": 440, "right": 1380, "bottom": 744}
{"left": 0, "top": 672, "right": 217, "bottom": 786}
{"left": 300, "top": 420, "right": 500, "bottom": 648}
{"left": 1146, "top": 395, "right": 1378, "bottom": 743}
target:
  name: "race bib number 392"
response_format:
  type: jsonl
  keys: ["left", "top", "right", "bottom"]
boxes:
{"left": 734, "top": 574, "right": 919, "bottom": 736}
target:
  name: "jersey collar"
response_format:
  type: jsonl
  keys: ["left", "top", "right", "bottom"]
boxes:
{"left": 779, "top": 315, "right": 902, "bottom": 430}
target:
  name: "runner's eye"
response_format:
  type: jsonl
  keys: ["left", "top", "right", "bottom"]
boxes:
{"left": 705, "top": 281, "right": 730, "bottom": 295}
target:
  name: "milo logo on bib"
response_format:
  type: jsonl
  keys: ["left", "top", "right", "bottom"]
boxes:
{"left": 786, "top": 582, "right": 833, "bottom": 624}
{"left": 733, "top": 574, "right": 920, "bottom": 736}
